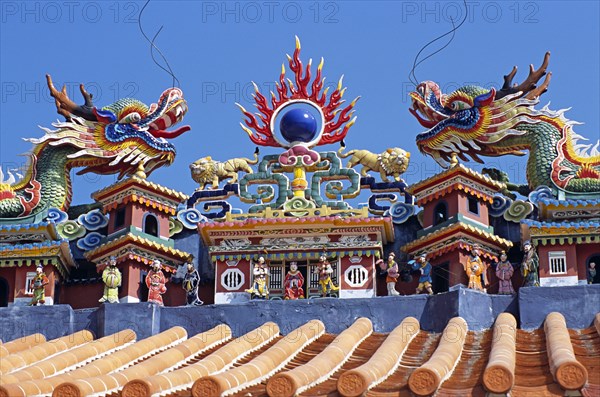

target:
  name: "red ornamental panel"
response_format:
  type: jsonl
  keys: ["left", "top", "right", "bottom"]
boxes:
{"left": 339, "top": 255, "right": 374, "bottom": 291}
{"left": 215, "top": 259, "right": 250, "bottom": 293}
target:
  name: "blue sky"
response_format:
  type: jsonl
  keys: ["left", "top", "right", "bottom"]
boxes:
{"left": 1, "top": 1, "right": 599, "bottom": 206}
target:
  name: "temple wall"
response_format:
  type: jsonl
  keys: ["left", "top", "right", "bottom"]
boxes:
{"left": 1, "top": 284, "right": 598, "bottom": 342}
{"left": 60, "top": 282, "right": 104, "bottom": 309}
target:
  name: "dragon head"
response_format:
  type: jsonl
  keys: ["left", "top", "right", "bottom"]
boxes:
{"left": 409, "top": 53, "right": 552, "bottom": 168}
{"left": 37, "top": 75, "right": 190, "bottom": 178}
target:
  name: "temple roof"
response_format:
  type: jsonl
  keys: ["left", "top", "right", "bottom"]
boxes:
{"left": 523, "top": 219, "right": 600, "bottom": 228}
{"left": 406, "top": 164, "right": 506, "bottom": 205}
{"left": 522, "top": 219, "right": 600, "bottom": 245}
{"left": 92, "top": 175, "right": 188, "bottom": 215}
{"left": 0, "top": 312, "right": 597, "bottom": 397}
{"left": 0, "top": 238, "right": 75, "bottom": 278}
{"left": 537, "top": 197, "right": 600, "bottom": 207}
{"left": 84, "top": 232, "right": 190, "bottom": 271}
{"left": 536, "top": 197, "right": 600, "bottom": 222}
{"left": 401, "top": 220, "right": 513, "bottom": 260}
{"left": 199, "top": 215, "right": 395, "bottom": 248}
{"left": 0, "top": 221, "right": 60, "bottom": 243}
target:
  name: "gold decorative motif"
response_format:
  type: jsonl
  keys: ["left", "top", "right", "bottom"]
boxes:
{"left": 190, "top": 152, "right": 258, "bottom": 190}
{"left": 338, "top": 146, "right": 410, "bottom": 182}
{"left": 133, "top": 162, "right": 147, "bottom": 179}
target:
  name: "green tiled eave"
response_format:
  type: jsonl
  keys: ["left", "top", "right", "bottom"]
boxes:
{"left": 104, "top": 226, "right": 174, "bottom": 247}
{"left": 416, "top": 213, "right": 494, "bottom": 239}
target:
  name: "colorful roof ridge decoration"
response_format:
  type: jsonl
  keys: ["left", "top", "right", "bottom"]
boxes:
{"left": 535, "top": 195, "right": 600, "bottom": 221}
{"left": 0, "top": 312, "right": 597, "bottom": 397}
{"left": 406, "top": 163, "right": 506, "bottom": 206}
{"left": 537, "top": 197, "right": 600, "bottom": 207}
{"left": 0, "top": 220, "right": 64, "bottom": 246}
{"left": 92, "top": 175, "right": 188, "bottom": 216}
{"left": 0, "top": 221, "right": 57, "bottom": 234}
{"left": 84, "top": 232, "right": 191, "bottom": 271}
{"left": 0, "top": 239, "right": 76, "bottom": 278}
{"left": 199, "top": 215, "right": 394, "bottom": 246}
{"left": 402, "top": 221, "right": 513, "bottom": 260}
{"left": 224, "top": 205, "right": 371, "bottom": 221}
{"left": 522, "top": 219, "right": 600, "bottom": 245}
{"left": 210, "top": 249, "right": 383, "bottom": 263}
{"left": 522, "top": 219, "right": 600, "bottom": 228}
{"left": 237, "top": 36, "right": 359, "bottom": 148}
{"left": 201, "top": 214, "right": 392, "bottom": 229}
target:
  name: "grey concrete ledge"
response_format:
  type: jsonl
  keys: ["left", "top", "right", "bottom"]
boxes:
{"left": 1, "top": 285, "right": 597, "bottom": 341}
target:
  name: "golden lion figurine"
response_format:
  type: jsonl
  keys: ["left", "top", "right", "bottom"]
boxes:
{"left": 190, "top": 148, "right": 259, "bottom": 190}
{"left": 338, "top": 143, "right": 410, "bottom": 182}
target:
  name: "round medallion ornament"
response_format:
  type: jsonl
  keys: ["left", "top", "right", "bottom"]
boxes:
{"left": 280, "top": 108, "right": 318, "bottom": 143}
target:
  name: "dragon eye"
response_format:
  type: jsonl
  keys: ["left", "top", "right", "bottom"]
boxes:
{"left": 118, "top": 112, "right": 141, "bottom": 124}
{"left": 450, "top": 101, "right": 470, "bottom": 111}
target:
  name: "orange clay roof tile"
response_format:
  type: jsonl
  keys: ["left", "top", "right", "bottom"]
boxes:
{"left": 0, "top": 312, "right": 597, "bottom": 397}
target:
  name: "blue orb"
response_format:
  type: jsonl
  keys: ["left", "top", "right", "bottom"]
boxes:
{"left": 279, "top": 108, "right": 318, "bottom": 143}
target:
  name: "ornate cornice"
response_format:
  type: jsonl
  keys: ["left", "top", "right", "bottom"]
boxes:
{"left": 523, "top": 220, "right": 600, "bottom": 246}
{"left": 199, "top": 216, "right": 394, "bottom": 246}
{"left": 92, "top": 176, "right": 187, "bottom": 215}
{"left": 401, "top": 221, "right": 512, "bottom": 260}
{"left": 0, "top": 239, "right": 75, "bottom": 278}
{"left": 84, "top": 232, "right": 189, "bottom": 271}
{"left": 407, "top": 164, "right": 505, "bottom": 205}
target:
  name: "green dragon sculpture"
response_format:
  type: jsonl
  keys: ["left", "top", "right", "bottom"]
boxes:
{"left": 0, "top": 75, "right": 190, "bottom": 219}
{"left": 409, "top": 53, "right": 600, "bottom": 198}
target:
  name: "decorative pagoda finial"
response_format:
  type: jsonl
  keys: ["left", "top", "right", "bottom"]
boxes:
{"left": 450, "top": 152, "right": 459, "bottom": 168}
{"left": 134, "top": 162, "right": 147, "bottom": 179}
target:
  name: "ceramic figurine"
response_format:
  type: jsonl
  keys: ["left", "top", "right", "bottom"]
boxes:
{"left": 245, "top": 256, "right": 269, "bottom": 299}
{"left": 465, "top": 244, "right": 488, "bottom": 292}
{"left": 411, "top": 254, "right": 433, "bottom": 295}
{"left": 379, "top": 252, "right": 400, "bottom": 296}
{"left": 99, "top": 256, "right": 121, "bottom": 303}
{"left": 146, "top": 260, "right": 167, "bottom": 305}
{"left": 495, "top": 251, "right": 515, "bottom": 294}
{"left": 182, "top": 260, "right": 203, "bottom": 306}
{"left": 521, "top": 241, "right": 540, "bottom": 287}
{"left": 28, "top": 264, "right": 49, "bottom": 306}
{"left": 589, "top": 262, "right": 597, "bottom": 284}
{"left": 284, "top": 262, "right": 304, "bottom": 300}
{"left": 317, "top": 255, "right": 339, "bottom": 297}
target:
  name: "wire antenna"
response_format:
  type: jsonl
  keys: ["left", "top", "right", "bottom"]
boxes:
{"left": 138, "top": 0, "right": 180, "bottom": 88}
{"left": 408, "top": 0, "right": 468, "bottom": 86}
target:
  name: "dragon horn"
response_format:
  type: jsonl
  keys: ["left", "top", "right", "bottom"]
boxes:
{"left": 46, "top": 74, "right": 97, "bottom": 121}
